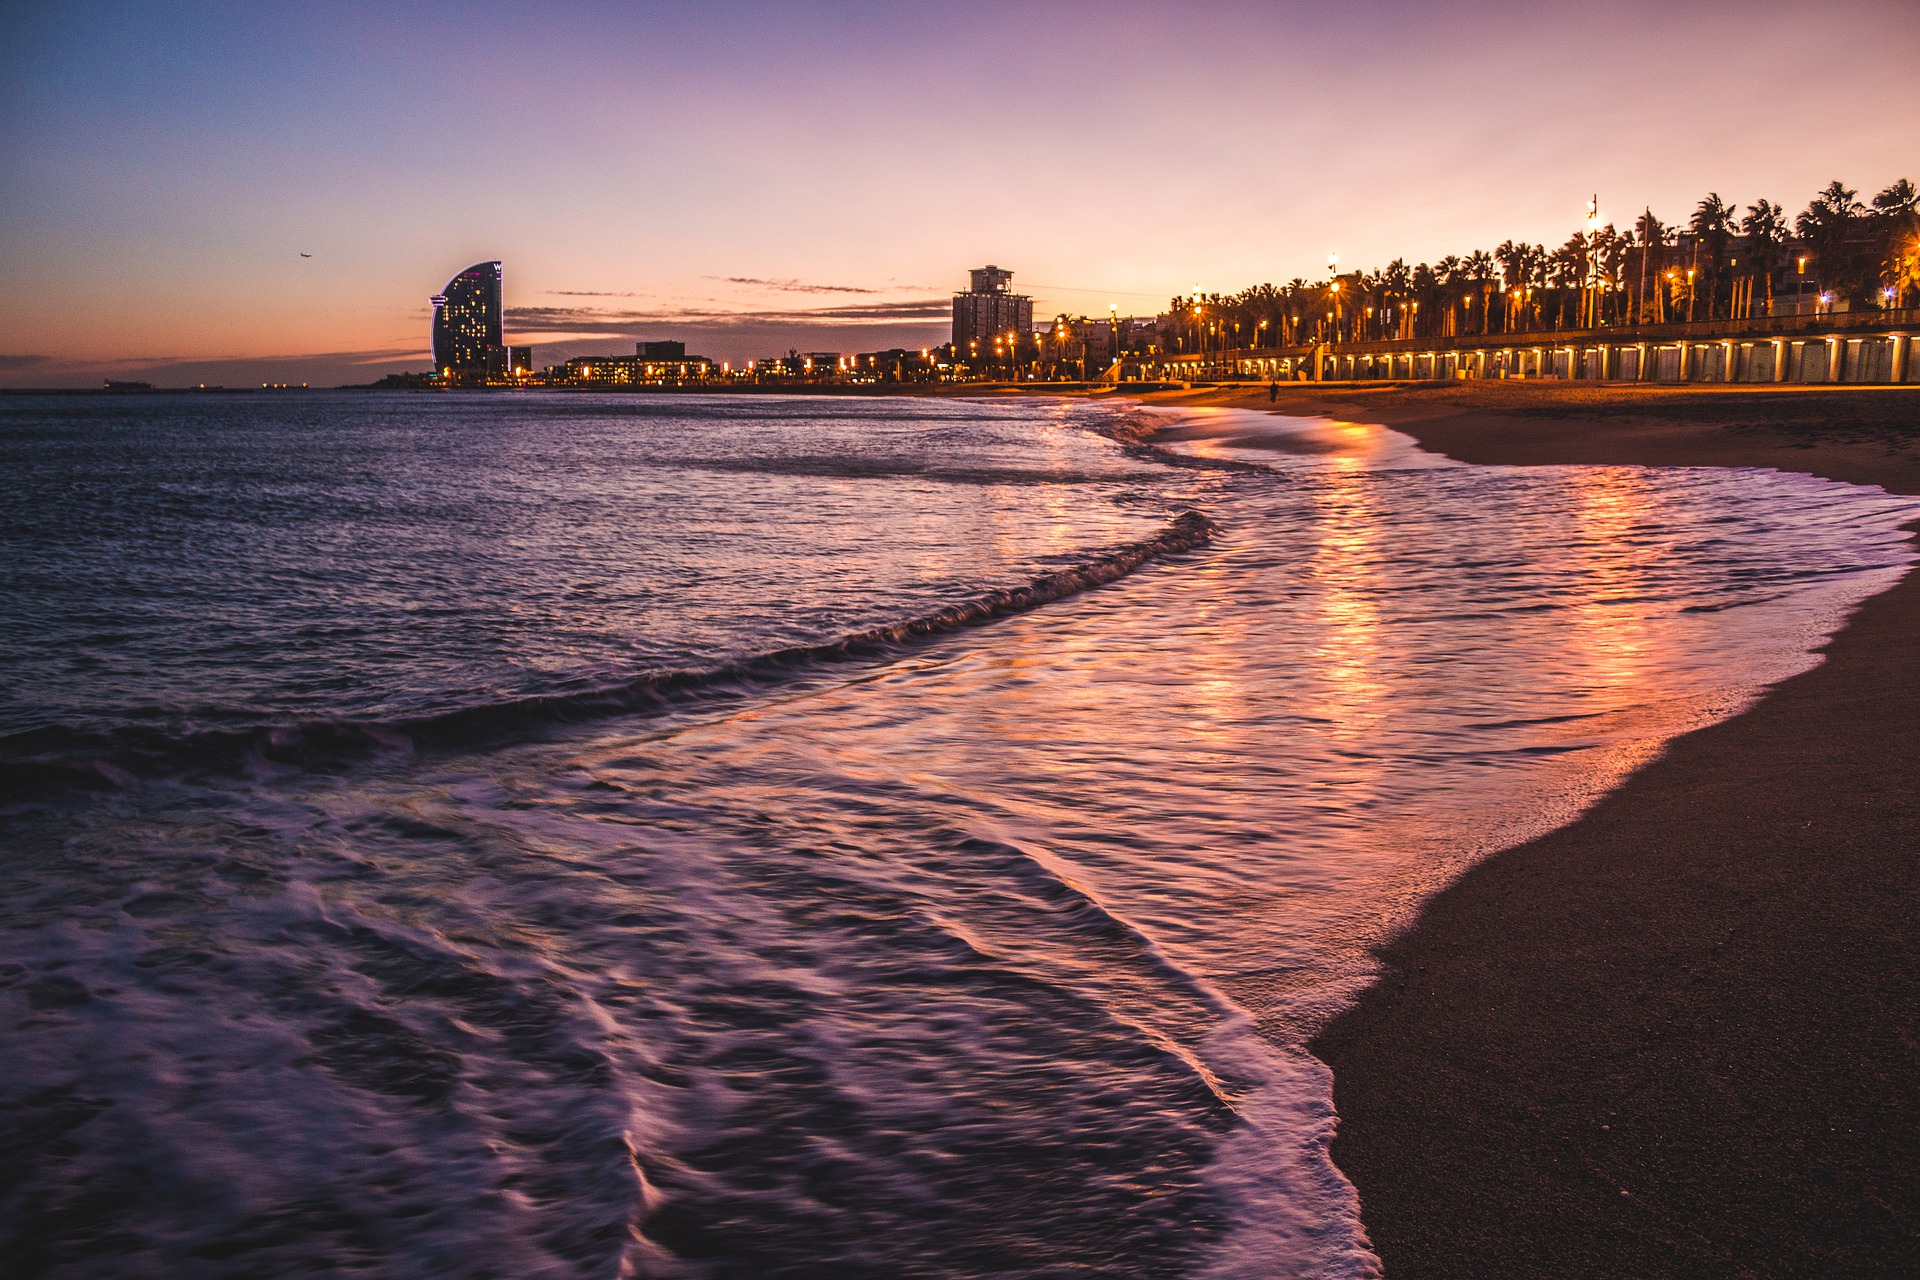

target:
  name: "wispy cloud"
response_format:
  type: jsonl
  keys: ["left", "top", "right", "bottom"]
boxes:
{"left": 715, "top": 277, "right": 881, "bottom": 295}
{"left": 544, "top": 290, "right": 642, "bottom": 297}
{"left": 505, "top": 299, "right": 950, "bottom": 335}
{"left": 0, "top": 346, "right": 431, "bottom": 389}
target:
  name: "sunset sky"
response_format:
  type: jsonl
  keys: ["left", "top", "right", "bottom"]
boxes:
{"left": 3, "top": 0, "right": 1915, "bottom": 387}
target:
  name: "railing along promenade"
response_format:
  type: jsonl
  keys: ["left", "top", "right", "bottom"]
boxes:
{"left": 1157, "top": 308, "right": 1920, "bottom": 386}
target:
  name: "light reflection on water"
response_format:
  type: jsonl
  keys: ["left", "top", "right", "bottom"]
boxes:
{"left": 4, "top": 403, "right": 1917, "bottom": 1279}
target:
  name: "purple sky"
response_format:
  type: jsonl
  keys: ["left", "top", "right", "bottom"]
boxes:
{"left": 2, "top": 0, "right": 1915, "bottom": 386}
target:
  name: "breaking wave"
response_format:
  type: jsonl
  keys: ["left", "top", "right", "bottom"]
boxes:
{"left": 0, "top": 511, "right": 1215, "bottom": 795}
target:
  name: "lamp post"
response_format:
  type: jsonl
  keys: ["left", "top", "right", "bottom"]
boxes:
{"left": 1584, "top": 194, "right": 1599, "bottom": 329}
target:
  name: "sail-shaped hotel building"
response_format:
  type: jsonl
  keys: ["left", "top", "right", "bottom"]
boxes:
{"left": 431, "top": 261, "right": 524, "bottom": 382}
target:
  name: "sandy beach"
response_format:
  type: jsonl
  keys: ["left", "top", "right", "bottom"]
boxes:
{"left": 1138, "top": 382, "right": 1920, "bottom": 1277}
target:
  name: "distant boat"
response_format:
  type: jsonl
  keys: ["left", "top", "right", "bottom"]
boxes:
{"left": 300, "top": 252, "right": 312, "bottom": 258}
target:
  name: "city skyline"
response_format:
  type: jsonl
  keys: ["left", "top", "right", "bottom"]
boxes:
{"left": 3, "top": 0, "right": 1917, "bottom": 387}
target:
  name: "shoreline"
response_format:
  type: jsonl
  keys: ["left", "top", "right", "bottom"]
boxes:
{"left": 1144, "top": 384, "right": 1920, "bottom": 1276}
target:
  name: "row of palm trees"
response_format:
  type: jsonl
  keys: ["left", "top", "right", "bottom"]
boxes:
{"left": 1164, "top": 179, "right": 1919, "bottom": 352}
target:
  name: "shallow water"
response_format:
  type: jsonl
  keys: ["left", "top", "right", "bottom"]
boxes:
{"left": 3, "top": 392, "right": 1914, "bottom": 1277}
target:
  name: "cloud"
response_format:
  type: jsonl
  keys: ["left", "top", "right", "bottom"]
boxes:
{"left": 0, "top": 347, "right": 430, "bottom": 389}
{"left": 499, "top": 300, "right": 953, "bottom": 364}
{"left": 505, "top": 299, "right": 950, "bottom": 336}
{"left": 716, "top": 277, "right": 881, "bottom": 295}
{"left": 0, "top": 354, "right": 50, "bottom": 368}
{"left": 544, "top": 290, "right": 642, "bottom": 297}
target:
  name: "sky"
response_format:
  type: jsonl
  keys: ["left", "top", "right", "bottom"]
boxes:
{"left": 2, "top": 0, "right": 1916, "bottom": 387}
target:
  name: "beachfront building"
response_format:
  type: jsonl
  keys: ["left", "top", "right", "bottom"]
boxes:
{"left": 1035, "top": 315, "right": 1162, "bottom": 380}
{"left": 847, "top": 348, "right": 940, "bottom": 384}
{"left": 555, "top": 342, "right": 714, "bottom": 385}
{"left": 953, "top": 266, "right": 1034, "bottom": 352}
{"left": 751, "top": 352, "right": 848, "bottom": 381}
{"left": 431, "top": 261, "right": 510, "bottom": 381}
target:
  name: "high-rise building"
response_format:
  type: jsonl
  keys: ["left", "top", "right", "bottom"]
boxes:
{"left": 952, "top": 265, "right": 1033, "bottom": 351}
{"left": 431, "top": 261, "right": 507, "bottom": 378}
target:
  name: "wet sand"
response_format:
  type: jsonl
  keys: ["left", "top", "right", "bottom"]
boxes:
{"left": 1145, "top": 383, "right": 1920, "bottom": 1277}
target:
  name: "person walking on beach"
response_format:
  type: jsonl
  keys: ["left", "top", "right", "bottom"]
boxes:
{"left": 1269, "top": 380, "right": 1278, "bottom": 403}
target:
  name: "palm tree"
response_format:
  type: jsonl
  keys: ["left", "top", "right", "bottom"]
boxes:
{"left": 1632, "top": 209, "right": 1668, "bottom": 323}
{"left": 1357, "top": 270, "right": 1385, "bottom": 340}
{"left": 1548, "top": 235, "right": 1587, "bottom": 329}
{"left": 1740, "top": 199, "right": 1787, "bottom": 316}
{"left": 1872, "top": 180, "right": 1919, "bottom": 308}
{"left": 1463, "top": 250, "right": 1496, "bottom": 332}
{"left": 1409, "top": 263, "right": 1437, "bottom": 338}
{"left": 1432, "top": 257, "right": 1461, "bottom": 332}
{"left": 1797, "top": 180, "right": 1866, "bottom": 306}
{"left": 1689, "top": 194, "right": 1737, "bottom": 320}
{"left": 1494, "top": 241, "right": 1530, "bottom": 331}
{"left": 1285, "top": 278, "right": 1309, "bottom": 343}
{"left": 1593, "top": 225, "right": 1629, "bottom": 325}
{"left": 1871, "top": 178, "right": 1917, "bottom": 217}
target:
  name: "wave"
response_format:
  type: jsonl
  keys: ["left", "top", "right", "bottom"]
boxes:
{"left": 646, "top": 454, "right": 1166, "bottom": 486}
{"left": 1090, "top": 406, "right": 1278, "bottom": 475}
{"left": 0, "top": 510, "right": 1217, "bottom": 797}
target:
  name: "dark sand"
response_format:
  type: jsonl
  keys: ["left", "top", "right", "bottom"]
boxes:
{"left": 1144, "top": 383, "right": 1920, "bottom": 1278}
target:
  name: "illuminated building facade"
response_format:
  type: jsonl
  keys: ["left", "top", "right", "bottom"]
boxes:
{"left": 431, "top": 261, "right": 508, "bottom": 378}
{"left": 558, "top": 342, "right": 713, "bottom": 384}
{"left": 952, "top": 265, "right": 1033, "bottom": 350}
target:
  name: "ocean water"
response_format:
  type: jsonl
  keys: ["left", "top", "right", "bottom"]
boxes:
{"left": 2, "top": 391, "right": 1914, "bottom": 1278}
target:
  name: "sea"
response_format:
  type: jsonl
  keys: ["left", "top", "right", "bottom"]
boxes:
{"left": 2, "top": 390, "right": 1915, "bottom": 1279}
